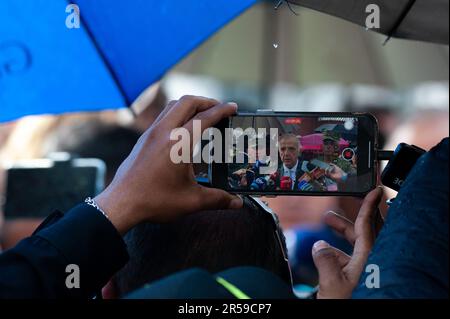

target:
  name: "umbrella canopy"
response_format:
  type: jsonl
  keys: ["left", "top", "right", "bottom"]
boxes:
{"left": 300, "top": 133, "right": 350, "bottom": 152}
{"left": 174, "top": 2, "right": 448, "bottom": 102}
{"left": 0, "top": 0, "right": 257, "bottom": 122}
{"left": 289, "top": 0, "right": 449, "bottom": 45}
{"left": 314, "top": 123, "right": 357, "bottom": 141}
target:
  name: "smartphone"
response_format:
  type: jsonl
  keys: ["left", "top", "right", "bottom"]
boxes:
{"left": 2, "top": 154, "right": 106, "bottom": 218}
{"left": 210, "top": 111, "right": 378, "bottom": 196}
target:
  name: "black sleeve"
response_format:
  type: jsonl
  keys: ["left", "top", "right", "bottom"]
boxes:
{"left": 0, "top": 203, "right": 129, "bottom": 299}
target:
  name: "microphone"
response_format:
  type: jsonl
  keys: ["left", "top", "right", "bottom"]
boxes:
{"left": 280, "top": 176, "right": 292, "bottom": 190}
{"left": 310, "top": 167, "right": 326, "bottom": 180}
{"left": 269, "top": 171, "right": 279, "bottom": 182}
{"left": 250, "top": 177, "right": 268, "bottom": 191}
{"left": 298, "top": 180, "right": 314, "bottom": 191}
{"left": 297, "top": 173, "right": 314, "bottom": 191}
{"left": 266, "top": 172, "right": 278, "bottom": 188}
{"left": 249, "top": 171, "right": 280, "bottom": 191}
{"left": 252, "top": 159, "right": 269, "bottom": 171}
{"left": 245, "top": 170, "right": 255, "bottom": 185}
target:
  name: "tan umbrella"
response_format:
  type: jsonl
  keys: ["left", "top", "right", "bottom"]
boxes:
{"left": 174, "top": 2, "right": 448, "bottom": 90}
{"left": 289, "top": 0, "right": 449, "bottom": 45}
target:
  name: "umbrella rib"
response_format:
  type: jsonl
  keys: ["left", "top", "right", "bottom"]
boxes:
{"left": 274, "top": 0, "right": 299, "bottom": 15}
{"left": 383, "top": 0, "right": 417, "bottom": 45}
{"left": 70, "top": 0, "right": 133, "bottom": 113}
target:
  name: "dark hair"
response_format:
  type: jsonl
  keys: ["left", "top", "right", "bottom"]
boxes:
{"left": 114, "top": 205, "right": 289, "bottom": 296}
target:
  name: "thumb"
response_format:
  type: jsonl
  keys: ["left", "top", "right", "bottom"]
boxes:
{"left": 312, "top": 240, "right": 344, "bottom": 298}
{"left": 197, "top": 187, "right": 243, "bottom": 211}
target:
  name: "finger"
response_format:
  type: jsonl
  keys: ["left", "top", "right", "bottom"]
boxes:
{"left": 312, "top": 240, "right": 344, "bottom": 291}
{"left": 326, "top": 164, "right": 335, "bottom": 174}
{"left": 374, "top": 207, "right": 385, "bottom": 237}
{"left": 138, "top": 100, "right": 179, "bottom": 143}
{"left": 327, "top": 245, "right": 351, "bottom": 268}
{"left": 323, "top": 211, "right": 356, "bottom": 245}
{"left": 163, "top": 95, "right": 220, "bottom": 128}
{"left": 354, "top": 187, "right": 383, "bottom": 242}
{"left": 183, "top": 102, "right": 238, "bottom": 148}
{"left": 184, "top": 102, "right": 238, "bottom": 135}
{"left": 195, "top": 186, "right": 243, "bottom": 211}
{"left": 153, "top": 100, "right": 178, "bottom": 126}
{"left": 379, "top": 186, "right": 389, "bottom": 221}
{"left": 346, "top": 187, "right": 383, "bottom": 278}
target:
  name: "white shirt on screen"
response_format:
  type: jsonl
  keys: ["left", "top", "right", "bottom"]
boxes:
{"left": 282, "top": 160, "right": 299, "bottom": 190}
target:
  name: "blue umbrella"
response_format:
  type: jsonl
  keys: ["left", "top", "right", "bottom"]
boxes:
{"left": 0, "top": 0, "right": 257, "bottom": 122}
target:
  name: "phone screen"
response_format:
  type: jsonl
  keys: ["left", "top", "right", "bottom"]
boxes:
{"left": 215, "top": 113, "right": 377, "bottom": 196}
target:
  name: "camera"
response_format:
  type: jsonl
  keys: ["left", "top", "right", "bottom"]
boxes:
{"left": 380, "top": 143, "right": 426, "bottom": 192}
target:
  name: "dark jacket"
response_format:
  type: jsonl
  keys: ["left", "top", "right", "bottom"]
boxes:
{"left": 271, "top": 160, "right": 326, "bottom": 192}
{"left": 353, "top": 138, "right": 449, "bottom": 299}
{"left": 0, "top": 204, "right": 129, "bottom": 298}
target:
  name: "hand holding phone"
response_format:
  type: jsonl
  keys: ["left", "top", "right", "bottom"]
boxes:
{"left": 325, "top": 163, "right": 347, "bottom": 183}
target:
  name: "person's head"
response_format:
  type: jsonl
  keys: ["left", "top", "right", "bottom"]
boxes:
{"left": 322, "top": 131, "right": 340, "bottom": 158}
{"left": 383, "top": 109, "right": 449, "bottom": 200}
{"left": 110, "top": 204, "right": 289, "bottom": 297}
{"left": 247, "top": 134, "right": 273, "bottom": 163}
{"left": 279, "top": 134, "right": 300, "bottom": 169}
{"left": 53, "top": 124, "right": 141, "bottom": 185}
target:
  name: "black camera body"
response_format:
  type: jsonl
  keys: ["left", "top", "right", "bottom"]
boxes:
{"left": 381, "top": 143, "right": 426, "bottom": 192}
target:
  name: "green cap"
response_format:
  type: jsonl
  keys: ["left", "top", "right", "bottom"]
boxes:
{"left": 322, "top": 130, "right": 340, "bottom": 142}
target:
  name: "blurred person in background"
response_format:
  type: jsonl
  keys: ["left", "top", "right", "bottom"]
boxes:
{"left": 0, "top": 120, "right": 20, "bottom": 251}
{"left": 0, "top": 113, "right": 119, "bottom": 249}
{"left": 128, "top": 83, "right": 167, "bottom": 133}
{"left": 0, "top": 115, "right": 72, "bottom": 249}
{"left": 49, "top": 123, "right": 141, "bottom": 186}
{"left": 383, "top": 110, "right": 449, "bottom": 200}
{"left": 347, "top": 85, "right": 400, "bottom": 149}
{"left": 0, "top": 83, "right": 167, "bottom": 249}
{"left": 0, "top": 83, "right": 166, "bottom": 163}
{"left": 383, "top": 82, "right": 449, "bottom": 200}
{"left": 0, "top": 86, "right": 165, "bottom": 248}
{"left": 384, "top": 82, "right": 449, "bottom": 152}
{"left": 385, "top": 110, "right": 449, "bottom": 151}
